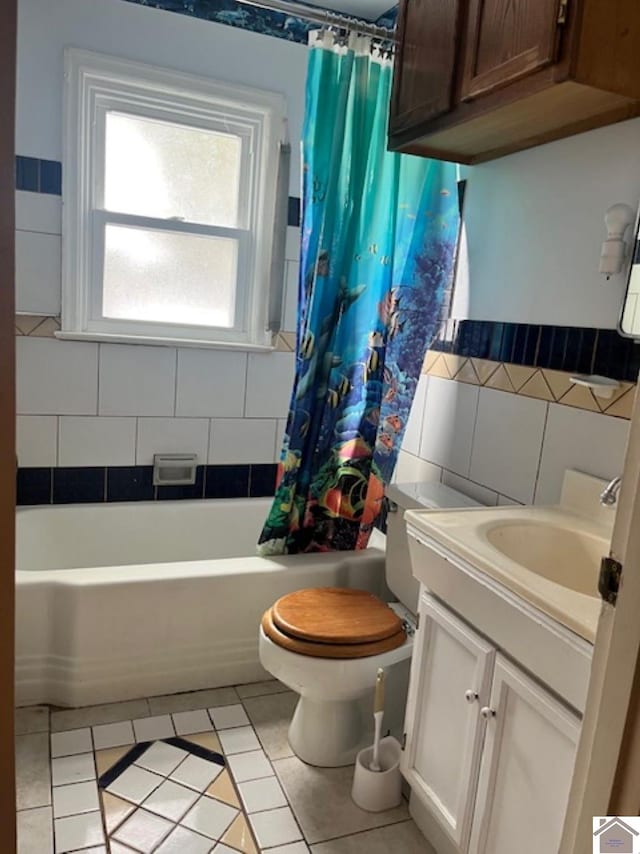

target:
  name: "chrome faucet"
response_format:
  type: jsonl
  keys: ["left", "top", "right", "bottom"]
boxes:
{"left": 600, "top": 476, "right": 622, "bottom": 506}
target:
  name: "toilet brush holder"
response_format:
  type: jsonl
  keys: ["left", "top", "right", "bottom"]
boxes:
{"left": 351, "top": 736, "right": 403, "bottom": 812}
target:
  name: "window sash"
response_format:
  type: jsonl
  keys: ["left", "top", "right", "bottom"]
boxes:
{"left": 89, "top": 210, "right": 251, "bottom": 339}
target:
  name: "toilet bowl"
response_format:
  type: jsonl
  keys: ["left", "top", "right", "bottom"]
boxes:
{"left": 258, "top": 482, "right": 480, "bottom": 767}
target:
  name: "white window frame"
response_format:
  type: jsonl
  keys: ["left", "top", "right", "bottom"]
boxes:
{"left": 60, "top": 48, "right": 286, "bottom": 349}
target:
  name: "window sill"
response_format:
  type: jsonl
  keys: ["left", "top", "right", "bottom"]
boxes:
{"left": 54, "top": 330, "right": 277, "bottom": 352}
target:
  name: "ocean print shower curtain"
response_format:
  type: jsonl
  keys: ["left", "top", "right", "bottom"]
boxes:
{"left": 258, "top": 31, "right": 460, "bottom": 555}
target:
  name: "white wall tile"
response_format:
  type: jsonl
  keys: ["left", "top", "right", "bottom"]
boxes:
{"left": 209, "top": 419, "right": 278, "bottom": 464}
{"left": 282, "top": 260, "right": 299, "bottom": 332}
{"left": 392, "top": 450, "right": 442, "bottom": 485}
{"left": 401, "top": 375, "right": 428, "bottom": 457}
{"left": 16, "top": 415, "right": 58, "bottom": 467}
{"left": 58, "top": 417, "right": 136, "bottom": 467}
{"left": 17, "top": 338, "right": 98, "bottom": 415}
{"left": 15, "top": 230, "right": 61, "bottom": 315}
{"left": 99, "top": 344, "right": 176, "bottom": 416}
{"left": 175, "top": 349, "right": 247, "bottom": 418}
{"left": 470, "top": 388, "right": 548, "bottom": 504}
{"left": 418, "top": 377, "right": 479, "bottom": 476}
{"left": 15, "top": 191, "right": 62, "bottom": 234}
{"left": 535, "top": 404, "right": 629, "bottom": 505}
{"left": 275, "top": 418, "right": 288, "bottom": 461}
{"left": 285, "top": 226, "right": 301, "bottom": 262}
{"left": 245, "top": 353, "right": 294, "bottom": 419}
{"left": 441, "top": 470, "right": 499, "bottom": 506}
{"left": 137, "top": 417, "right": 209, "bottom": 465}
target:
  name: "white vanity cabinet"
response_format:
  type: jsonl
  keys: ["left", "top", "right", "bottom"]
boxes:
{"left": 402, "top": 591, "right": 580, "bottom": 854}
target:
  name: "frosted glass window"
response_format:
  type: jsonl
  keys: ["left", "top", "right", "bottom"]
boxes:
{"left": 104, "top": 113, "right": 242, "bottom": 227}
{"left": 102, "top": 224, "right": 238, "bottom": 327}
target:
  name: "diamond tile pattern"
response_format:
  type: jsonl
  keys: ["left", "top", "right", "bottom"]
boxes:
{"left": 42, "top": 680, "right": 414, "bottom": 854}
{"left": 423, "top": 349, "right": 636, "bottom": 420}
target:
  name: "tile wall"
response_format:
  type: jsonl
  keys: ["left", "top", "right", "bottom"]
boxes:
{"left": 396, "top": 352, "right": 633, "bottom": 506}
{"left": 15, "top": 162, "right": 301, "bottom": 503}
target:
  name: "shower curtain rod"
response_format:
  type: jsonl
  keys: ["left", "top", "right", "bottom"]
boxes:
{"left": 239, "top": 0, "right": 396, "bottom": 41}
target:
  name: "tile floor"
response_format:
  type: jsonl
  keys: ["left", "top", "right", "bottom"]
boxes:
{"left": 16, "top": 681, "right": 434, "bottom": 853}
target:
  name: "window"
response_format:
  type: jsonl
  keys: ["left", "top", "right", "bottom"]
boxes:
{"left": 62, "top": 49, "right": 287, "bottom": 348}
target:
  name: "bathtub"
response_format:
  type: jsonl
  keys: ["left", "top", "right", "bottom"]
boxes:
{"left": 16, "top": 498, "right": 387, "bottom": 708}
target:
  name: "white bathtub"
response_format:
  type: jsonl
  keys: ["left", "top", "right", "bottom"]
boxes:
{"left": 16, "top": 498, "right": 387, "bottom": 708}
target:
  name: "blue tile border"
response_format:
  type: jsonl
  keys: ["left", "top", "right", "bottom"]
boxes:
{"left": 17, "top": 463, "right": 278, "bottom": 506}
{"left": 16, "top": 156, "right": 62, "bottom": 194}
{"left": 14, "top": 155, "right": 303, "bottom": 227}
{"left": 432, "top": 320, "right": 640, "bottom": 383}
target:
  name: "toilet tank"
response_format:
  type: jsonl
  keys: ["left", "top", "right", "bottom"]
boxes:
{"left": 385, "top": 482, "right": 481, "bottom": 614}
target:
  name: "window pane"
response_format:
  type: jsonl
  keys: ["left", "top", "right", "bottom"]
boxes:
{"left": 104, "top": 113, "right": 242, "bottom": 227}
{"left": 102, "top": 224, "right": 238, "bottom": 328}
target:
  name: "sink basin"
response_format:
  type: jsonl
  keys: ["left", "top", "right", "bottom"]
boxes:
{"left": 485, "top": 522, "right": 606, "bottom": 597}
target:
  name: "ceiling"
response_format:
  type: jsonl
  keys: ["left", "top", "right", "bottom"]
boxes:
{"left": 299, "top": 0, "right": 396, "bottom": 24}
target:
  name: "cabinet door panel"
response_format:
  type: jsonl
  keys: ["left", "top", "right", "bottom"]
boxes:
{"left": 461, "top": 0, "right": 563, "bottom": 100}
{"left": 469, "top": 654, "right": 580, "bottom": 854}
{"left": 402, "top": 593, "right": 494, "bottom": 849}
{"left": 390, "top": 0, "right": 462, "bottom": 135}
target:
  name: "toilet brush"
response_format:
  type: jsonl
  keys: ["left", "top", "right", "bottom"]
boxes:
{"left": 369, "top": 668, "right": 385, "bottom": 772}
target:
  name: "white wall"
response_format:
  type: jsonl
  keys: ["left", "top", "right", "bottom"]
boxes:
{"left": 397, "top": 375, "right": 629, "bottom": 507}
{"left": 452, "top": 118, "right": 640, "bottom": 329}
{"left": 16, "top": 0, "right": 307, "bottom": 194}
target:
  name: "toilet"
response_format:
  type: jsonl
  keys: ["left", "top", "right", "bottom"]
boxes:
{"left": 259, "top": 481, "right": 480, "bottom": 767}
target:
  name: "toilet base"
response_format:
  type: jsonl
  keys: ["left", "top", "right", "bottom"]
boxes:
{"left": 288, "top": 695, "right": 370, "bottom": 767}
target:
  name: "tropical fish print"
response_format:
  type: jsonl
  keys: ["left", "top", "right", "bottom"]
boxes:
{"left": 257, "top": 37, "right": 460, "bottom": 555}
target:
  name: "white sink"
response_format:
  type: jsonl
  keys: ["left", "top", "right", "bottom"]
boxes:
{"left": 484, "top": 521, "right": 605, "bottom": 597}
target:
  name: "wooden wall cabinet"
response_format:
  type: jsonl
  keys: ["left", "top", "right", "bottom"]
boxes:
{"left": 389, "top": 0, "right": 640, "bottom": 163}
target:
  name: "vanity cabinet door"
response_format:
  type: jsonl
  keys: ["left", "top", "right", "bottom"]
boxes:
{"left": 468, "top": 654, "right": 580, "bottom": 854}
{"left": 401, "top": 593, "right": 494, "bottom": 850}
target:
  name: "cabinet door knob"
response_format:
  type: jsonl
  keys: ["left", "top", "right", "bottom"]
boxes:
{"left": 464, "top": 690, "right": 478, "bottom": 703}
{"left": 480, "top": 706, "right": 496, "bottom": 719}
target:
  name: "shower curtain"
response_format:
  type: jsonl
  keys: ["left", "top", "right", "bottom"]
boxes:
{"left": 258, "top": 31, "right": 460, "bottom": 555}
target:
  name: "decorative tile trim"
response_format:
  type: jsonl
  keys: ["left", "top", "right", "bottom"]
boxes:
{"left": 422, "top": 349, "right": 636, "bottom": 420}
{"left": 16, "top": 463, "right": 278, "bottom": 505}
{"left": 16, "top": 314, "right": 60, "bottom": 337}
{"left": 432, "top": 320, "right": 640, "bottom": 383}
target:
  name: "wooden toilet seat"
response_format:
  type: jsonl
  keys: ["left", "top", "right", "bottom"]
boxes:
{"left": 261, "top": 588, "right": 407, "bottom": 659}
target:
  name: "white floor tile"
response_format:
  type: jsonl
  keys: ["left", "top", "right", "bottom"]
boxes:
{"left": 267, "top": 844, "right": 310, "bottom": 854}
{"left": 238, "top": 776, "right": 287, "bottom": 813}
{"left": 135, "top": 741, "right": 188, "bottom": 777}
{"left": 51, "top": 699, "right": 150, "bottom": 733}
{"left": 182, "top": 796, "right": 238, "bottom": 840}
{"left": 236, "top": 680, "right": 289, "bottom": 699}
{"left": 51, "top": 728, "right": 93, "bottom": 758}
{"left": 172, "top": 709, "right": 213, "bottom": 736}
{"left": 54, "top": 811, "right": 104, "bottom": 852}
{"left": 133, "top": 715, "right": 175, "bottom": 742}
{"left": 218, "top": 726, "right": 260, "bottom": 755}
{"left": 155, "top": 825, "right": 214, "bottom": 854}
{"left": 213, "top": 845, "right": 240, "bottom": 854}
{"left": 15, "top": 705, "right": 50, "bottom": 735}
{"left": 112, "top": 808, "right": 174, "bottom": 853}
{"left": 209, "top": 704, "right": 250, "bottom": 730}
{"left": 249, "top": 806, "right": 303, "bottom": 849}
{"left": 110, "top": 842, "right": 138, "bottom": 854}
{"left": 51, "top": 753, "right": 95, "bottom": 787}
{"left": 17, "top": 805, "right": 53, "bottom": 854}
{"left": 142, "top": 779, "right": 200, "bottom": 822}
{"left": 226, "top": 750, "right": 273, "bottom": 783}
{"left": 107, "top": 765, "right": 164, "bottom": 804}
{"left": 92, "top": 720, "right": 135, "bottom": 750}
{"left": 52, "top": 781, "right": 100, "bottom": 818}
{"left": 170, "top": 753, "right": 224, "bottom": 791}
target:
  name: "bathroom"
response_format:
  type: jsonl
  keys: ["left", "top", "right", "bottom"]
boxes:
{"left": 4, "top": 0, "right": 640, "bottom": 852}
